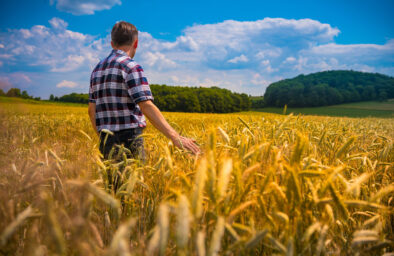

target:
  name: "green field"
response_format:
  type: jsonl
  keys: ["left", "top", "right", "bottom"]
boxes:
{"left": 0, "top": 96, "right": 87, "bottom": 107}
{"left": 255, "top": 99, "right": 394, "bottom": 118}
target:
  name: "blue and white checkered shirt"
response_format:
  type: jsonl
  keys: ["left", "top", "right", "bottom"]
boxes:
{"left": 89, "top": 49, "right": 154, "bottom": 132}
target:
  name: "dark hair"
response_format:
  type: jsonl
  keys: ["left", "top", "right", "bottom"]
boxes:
{"left": 111, "top": 21, "right": 138, "bottom": 47}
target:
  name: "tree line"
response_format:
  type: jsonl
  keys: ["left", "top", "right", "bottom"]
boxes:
{"left": 0, "top": 88, "right": 41, "bottom": 100}
{"left": 264, "top": 70, "right": 394, "bottom": 107}
{"left": 150, "top": 84, "right": 250, "bottom": 113}
{"left": 48, "top": 84, "right": 251, "bottom": 113}
{"left": 2, "top": 85, "right": 251, "bottom": 113}
{"left": 49, "top": 93, "right": 89, "bottom": 104}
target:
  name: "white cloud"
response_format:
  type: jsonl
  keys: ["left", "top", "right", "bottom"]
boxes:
{"left": 228, "top": 54, "right": 249, "bottom": 64}
{"left": 49, "top": 17, "right": 68, "bottom": 30}
{"left": 256, "top": 48, "right": 282, "bottom": 59}
{"left": 284, "top": 56, "right": 296, "bottom": 63}
{"left": 0, "top": 18, "right": 105, "bottom": 73}
{"left": 51, "top": 0, "right": 121, "bottom": 15}
{"left": 0, "top": 54, "right": 12, "bottom": 59}
{"left": 290, "top": 40, "right": 394, "bottom": 74}
{"left": 251, "top": 73, "right": 270, "bottom": 86}
{"left": 51, "top": 55, "right": 85, "bottom": 72}
{"left": 56, "top": 80, "right": 78, "bottom": 88}
{"left": 144, "top": 51, "right": 177, "bottom": 70}
{"left": 19, "top": 29, "right": 33, "bottom": 39}
{"left": 31, "top": 25, "right": 50, "bottom": 37}
{"left": 136, "top": 17, "right": 344, "bottom": 75}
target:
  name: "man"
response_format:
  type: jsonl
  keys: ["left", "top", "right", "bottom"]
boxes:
{"left": 88, "top": 21, "right": 200, "bottom": 160}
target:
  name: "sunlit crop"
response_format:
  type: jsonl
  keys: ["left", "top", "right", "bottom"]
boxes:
{"left": 0, "top": 99, "right": 393, "bottom": 255}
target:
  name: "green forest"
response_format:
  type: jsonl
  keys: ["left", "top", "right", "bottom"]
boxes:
{"left": 149, "top": 84, "right": 250, "bottom": 113}
{"left": 0, "top": 87, "right": 41, "bottom": 100}
{"left": 45, "top": 84, "right": 251, "bottom": 113}
{"left": 263, "top": 70, "right": 394, "bottom": 107}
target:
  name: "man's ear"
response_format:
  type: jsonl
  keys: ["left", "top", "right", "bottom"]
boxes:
{"left": 111, "top": 41, "right": 115, "bottom": 48}
{"left": 133, "top": 39, "right": 138, "bottom": 49}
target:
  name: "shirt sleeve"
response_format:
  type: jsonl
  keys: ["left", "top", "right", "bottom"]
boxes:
{"left": 89, "top": 73, "right": 96, "bottom": 103}
{"left": 125, "top": 64, "right": 154, "bottom": 104}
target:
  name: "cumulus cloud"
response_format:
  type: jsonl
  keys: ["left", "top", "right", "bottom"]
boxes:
{"left": 0, "top": 17, "right": 106, "bottom": 73}
{"left": 144, "top": 51, "right": 177, "bottom": 70}
{"left": 137, "top": 18, "right": 343, "bottom": 73}
{"left": 51, "top": 55, "right": 86, "bottom": 72}
{"left": 48, "top": 17, "right": 68, "bottom": 30}
{"left": 288, "top": 40, "right": 394, "bottom": 75}
{"left": 0, "top": 17, "right": 393, "bottom": 97}
{"left": 228, "top": 54, "right": 249, "bottom": 64}
{"left": 50, "top": 0, "right": 121, "bottom": 15}
{"left": 56, "top": 80, "right": 78, "bottom": 88}
{"left": 284, "top": 56, "right": 296, "bottom": 63}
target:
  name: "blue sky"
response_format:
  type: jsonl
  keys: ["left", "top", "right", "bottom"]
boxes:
{"left": 0, "top": 0, "right": 393, "bottom": 98}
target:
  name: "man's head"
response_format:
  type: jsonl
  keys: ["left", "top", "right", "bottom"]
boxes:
{"left": 111, "top": 21, "right": 138, "bottom": 57}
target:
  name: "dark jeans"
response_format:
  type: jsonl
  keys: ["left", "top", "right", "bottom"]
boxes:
{"left": 99, "top": 128, "right": 145, "bottom": 161}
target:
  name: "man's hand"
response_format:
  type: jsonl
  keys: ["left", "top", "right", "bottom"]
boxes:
{"left": 171, "top": 136, "right": 200, "bottom": 155}
{"left": 138, "top": 100, "right": 200, "bottom": 155}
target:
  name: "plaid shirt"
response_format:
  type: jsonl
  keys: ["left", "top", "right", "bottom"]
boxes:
{"left": 89, "top": 49, "right": 154, "bottom": 132}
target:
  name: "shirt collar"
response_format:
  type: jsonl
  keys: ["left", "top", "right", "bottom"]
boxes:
{"left": 111, "top": 49, "right": 129, "bottom": 57}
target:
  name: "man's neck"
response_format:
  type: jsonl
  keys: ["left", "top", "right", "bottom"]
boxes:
{"left": 113, "top": 45, "right": 136, "bottom": 59}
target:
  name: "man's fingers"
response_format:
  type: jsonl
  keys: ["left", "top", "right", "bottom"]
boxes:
{"left": 185, "top": 140, "right": 199, "bottom": 155}
{"left": 189, "top": 142, "right": 201, "bottom": 154}
{"left": 189, "top": 145, "right": 198, "bottom": 154}
{"left": 174, "top": 137, "right": 201, "bottom": 155}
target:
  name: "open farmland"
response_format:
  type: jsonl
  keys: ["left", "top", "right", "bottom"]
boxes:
{"left": 0, "top": 98, "right": 393, "bottom": 255}
{"left": 256, "top": 99, "right": 394, "bottom": 118}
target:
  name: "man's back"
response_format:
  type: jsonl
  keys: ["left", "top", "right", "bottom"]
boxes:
{"left": 89, "top": 49, "right": 154, "bottom": 132}
{"left": 87, "top": 21, "right": 200, "bottom": 159}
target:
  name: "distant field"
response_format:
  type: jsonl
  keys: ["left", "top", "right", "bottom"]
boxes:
{"left": 255, "top": 100, "right": 394, "bottom": 118}
{"left": 0, "top": 96, "right": 86, "bottom": 107}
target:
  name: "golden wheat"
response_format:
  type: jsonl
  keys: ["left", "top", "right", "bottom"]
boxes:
{"left": 0, "top": 100, "right": 393, "bottom": 255}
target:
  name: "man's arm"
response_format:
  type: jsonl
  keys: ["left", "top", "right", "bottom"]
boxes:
{"left": 88, "top": 102, "right": 98, "bottom": 135}
{"left": 138, "top": 100, "right": 200, "bottom": 155}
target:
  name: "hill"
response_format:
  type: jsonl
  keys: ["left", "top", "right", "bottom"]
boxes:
{"left": 263, "top": 70, "right": 394, "bottom": 107}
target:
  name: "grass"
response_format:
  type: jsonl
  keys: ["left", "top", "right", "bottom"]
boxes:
{"left": 255, "top": 99, "right": 394, "bottom": 118}
{"left": 0, "top": 98, "right": 393, "bottom": 255}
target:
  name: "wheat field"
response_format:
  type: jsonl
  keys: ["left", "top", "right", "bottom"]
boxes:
{"left": 0, "top": 99, "right": 393, "bottom": 255}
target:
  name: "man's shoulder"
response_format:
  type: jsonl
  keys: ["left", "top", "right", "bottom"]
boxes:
{"left": 91, "top": 51, "right": 144, "bottom": 75}
{"left": 103, "top": 54, "right": 142, "bottom": 74}
{"left": 117, "top": 58, "right": 142, "bottom": 73}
